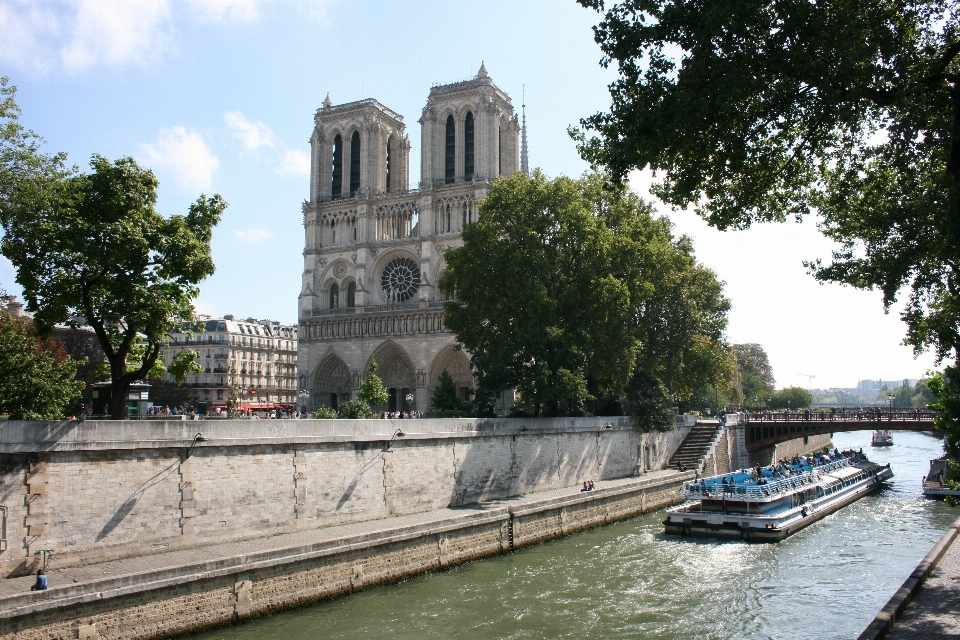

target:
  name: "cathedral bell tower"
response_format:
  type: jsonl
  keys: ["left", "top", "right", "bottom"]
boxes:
{"left": 419, "top": 62, "right": 520, "bottom": 187}
{"left": 309, "top": 96, "right": 411, "bottom": 202}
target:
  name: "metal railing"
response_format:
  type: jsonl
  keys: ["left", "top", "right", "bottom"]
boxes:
{"left": 681, "top": 458, "right": 852, "bottom": 499}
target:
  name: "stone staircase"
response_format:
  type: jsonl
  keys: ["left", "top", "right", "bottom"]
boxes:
{"left": 668, "top": 422, "right": 723, "bottom": 471}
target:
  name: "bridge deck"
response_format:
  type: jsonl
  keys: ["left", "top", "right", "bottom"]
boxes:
{"left": 740, "top": 411, "right": 938, "bottom": 451}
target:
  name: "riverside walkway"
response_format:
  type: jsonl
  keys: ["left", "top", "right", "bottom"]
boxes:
{"left": 860, "top": 514, "right": 960, "bottom": 639}
{"left": 0, "top": 470, "right": 681, "bottom": 622}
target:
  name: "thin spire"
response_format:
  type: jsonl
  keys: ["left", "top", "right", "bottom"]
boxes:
{"left": 520, "top": 85, "right": 529, "bottom": 175}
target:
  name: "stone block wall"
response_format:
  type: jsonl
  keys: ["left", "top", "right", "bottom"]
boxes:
{"left": 0, "top": 418, "right": 691, "bottom": 577}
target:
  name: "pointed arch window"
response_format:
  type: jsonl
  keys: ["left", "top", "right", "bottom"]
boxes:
{"left": 385, "top": 140, "right": 392, "bottom": 193}
{"left": 331, "top": 134, "right": 343, "bottom": 198}
{"left": 445, "top": 115, "right": 455, "bottom": 184}
{"left": 346, "top": 282, "right": 356, "bottom": 307}
{"left": 464, "top": 112, "right": 474, "bottom": 180}
{"left": 350, "top": 131, "right": 361, "bottom": 195}
{"left": 329, "top": 283, "right": 339, "bottom": 309}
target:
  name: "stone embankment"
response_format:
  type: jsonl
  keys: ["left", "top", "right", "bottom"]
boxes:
{"left": 860, "top": 514, "right": 960, "bottom": 639}
{"left": 0, "top": 470, "right": 689, "bottom": 640}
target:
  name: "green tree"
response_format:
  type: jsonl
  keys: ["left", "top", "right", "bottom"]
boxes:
{"left": 0, "top": 149, "right": 225, "bottom": 419}
{"left": 0, "top": 314, "right": 85, "bottom": 419}
{"left": 441, "top": 171, "right": 644, "bottom": 417}
{"left": 735, "top": 344, "right": 776, "bottom": 401}
{"left": 575, "top": 0, "right": 960, "bottom": 364}
{"left": 624, "top": 367, "right": 674, "bottom": 431}
{"left": 928, "top": 367, "right": 960, "bottom": 462}
{"left": 356, "top": 360, "right": 390, "bottom": 413}
{"left": 769, "top": 387, "right": 814, "bottom": 410}
{"left": 431, "top": 369, "right": 472, "bottom": 414}
{"left": 441, "top": 170, "right": 732, "bottom": 417}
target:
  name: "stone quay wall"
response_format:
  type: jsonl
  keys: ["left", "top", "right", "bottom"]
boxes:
{"left": 0, "top": 471, "right": 689, "bottom": 640}
{"left": 0, "top": 416, "right": 690, "bottom": 577}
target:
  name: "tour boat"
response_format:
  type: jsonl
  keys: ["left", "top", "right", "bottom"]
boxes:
{"left": 871, "top": 430, "right": 894, "bottom": 446}
{"left": 922, "top": 455, "right": 960, "bottom": 499}
{"left": 664, "top": 453, "right": 893, "bottom": 542}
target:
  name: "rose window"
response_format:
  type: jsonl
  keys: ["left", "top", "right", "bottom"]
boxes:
{"left": 380, "top": 257, "right": 421, "bottom": 303}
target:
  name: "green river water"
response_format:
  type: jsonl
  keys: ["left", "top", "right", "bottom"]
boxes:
{"left": 192, "top": 430, "right": 959, "bottom": 640}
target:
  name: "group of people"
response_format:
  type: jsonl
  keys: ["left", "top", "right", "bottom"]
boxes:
{"left": 379, "top": 411, "right": 423, "bottom": 419}
{"left": 580, "top": 480, "right": 596, "bottom": 492}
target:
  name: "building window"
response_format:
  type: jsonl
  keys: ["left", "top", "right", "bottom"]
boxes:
{"left": 385, "top": 140, "right": 392, "bottom": 193}
{"left": 329, "top": 283, "right": 339, "bottom": 309}
{"left": 332, "top": 134, "right": 343, "bottom": 197}
{"left": 331, "top": 219, "right": 336, "bottom": 246}
{"left": 445, "top": 115, "right": 455, "bottom": 184}
{"left": 347, "top": 282, "right": 356, "bottom": 307}
{"left": 380, "top": 256, "right": 421, "bottom": 303}
{"left": 350, "top": 131, "right": 361, "bottom": 195}
{"left": 464, "top": 112, "right": 474, "bottom": 180}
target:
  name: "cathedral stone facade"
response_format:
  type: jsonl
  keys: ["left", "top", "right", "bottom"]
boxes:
{"left": 298, "top": 65, "right": 521, "bottom": 413}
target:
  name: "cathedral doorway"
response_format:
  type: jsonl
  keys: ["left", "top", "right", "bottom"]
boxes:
{"left": 312, "top": 353, "right": 352, "bottom": 410}
{"left": 368, "top": 341, "right": 416, "bottom": 412}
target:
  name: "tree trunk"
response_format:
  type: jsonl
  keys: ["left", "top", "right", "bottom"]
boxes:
{"left": 109, "top": 378, "right": 132, "bottom": 420}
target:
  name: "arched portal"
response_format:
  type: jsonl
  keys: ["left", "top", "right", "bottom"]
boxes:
{"left": 367, "top": 341, "right": 416, "bottom": 413}
{"left": 312, "top": 353, "right": 352, "bottom": 410}
{"left": 429, "top": 345, "right": 473, "bottom": 403}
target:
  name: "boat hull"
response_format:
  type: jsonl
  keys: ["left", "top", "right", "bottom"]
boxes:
{"left": 664, "top": 462, "right": 893, "bottom": 542}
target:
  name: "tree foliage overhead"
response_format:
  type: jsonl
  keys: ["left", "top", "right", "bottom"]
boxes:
{"left": 575, "top": 0, "right": 960, "bottom": 362}
{"left": 440, "top": 170, "right": 731, "bottom": 418}
{"left": 0, "top": 79, "right": 226, "bottom": 419}
{"left": 734, "top": 343, "right": 776, "bottom": 405}
{"left": 0, "top": 314, "right": 84, "bottom": 419}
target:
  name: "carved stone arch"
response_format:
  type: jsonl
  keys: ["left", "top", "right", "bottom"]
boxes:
{"left": 429, "top": 345, "right": 473, "bottom": 399}
{"left": 366, "top": 340, "right": 417, "bottom": 412}
{"left": 312, "top": 352, "right": 352, "bottom": 409}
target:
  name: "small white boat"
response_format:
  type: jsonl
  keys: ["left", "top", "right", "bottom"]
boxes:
{"left": 922, "top": 455, "right": 960, "bottom": 499}
{"left": 871, "top": 430, "right": 894, "bottom": 446}
{"left": 664, "top": 453, "right": 893, "bottom": 542}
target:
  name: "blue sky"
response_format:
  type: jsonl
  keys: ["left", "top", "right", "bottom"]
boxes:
{"left": 0, "top": 0, "right": 940, "bottom": 389}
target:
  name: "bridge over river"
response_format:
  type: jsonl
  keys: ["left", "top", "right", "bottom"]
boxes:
{"left": 741, "top": 410, "right": 940, "bottom": 451}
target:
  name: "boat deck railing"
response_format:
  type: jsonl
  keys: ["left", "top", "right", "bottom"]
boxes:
{"left": 681, "top": 457, "right": 853, "bottom": 500}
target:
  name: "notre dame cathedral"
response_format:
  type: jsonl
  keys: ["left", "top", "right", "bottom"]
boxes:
{"left": 297, "top": 64, "right": 526, "bottom": 413}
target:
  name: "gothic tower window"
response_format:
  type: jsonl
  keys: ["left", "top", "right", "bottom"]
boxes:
{"left": 347, "top": 282, "right": 356, "bottom": 307}
{"left": 329, "top": 283, "right": 339, "bottom": 309}
{"left": 350, "top": 131, "right": 361, "bottom": 195}
{"left": 330, "top": 219, "right": 336, "bottom": 245}
{"left": 385, "top": 140, "right": 392, "bottom": 192}
{"left": 332, "top": 134, "right": 343, "bottom": 198}
{"left": 464, "top": 112, "right": 474, "bottom": 180}
{"left": 445, "top": 115, "right": 455, "bottom": 184}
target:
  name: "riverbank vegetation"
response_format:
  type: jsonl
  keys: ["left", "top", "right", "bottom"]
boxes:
{"left": 573, "top": 0, "right": 960, "bottom": 457}
{"left": 440, "top": 170, "right": 733, "bottom": 419}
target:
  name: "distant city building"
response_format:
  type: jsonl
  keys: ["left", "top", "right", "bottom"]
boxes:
{"left": 856, "top": 379, "right": 917, "bottom": 393}
{"left": 163, "top": 315, "right": 298, "bottom": 411}
{"left": 297, "top": 64, "right": 524, "bottom": 413}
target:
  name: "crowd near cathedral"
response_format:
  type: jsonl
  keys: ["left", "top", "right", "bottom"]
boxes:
{"left": 297, "top": 64, "right": 528, "bottom": 414}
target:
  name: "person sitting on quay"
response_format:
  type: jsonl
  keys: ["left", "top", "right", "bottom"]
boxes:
{"left": 30, "top": 569, "right": 47, "bottom": 591}
{"left": 677, "top": 459, "right": 688, "bottom": 472}
{"left": 581, "top": 481, "right": 590, "bottom": 492}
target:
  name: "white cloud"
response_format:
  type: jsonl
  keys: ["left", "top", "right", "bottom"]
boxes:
{"left": 60, "top": 0, "right": 173, "bottom": 72}
{"left": 0, "top": 0, "right": 174, "bottom": 73}
{"left": 0, "top": 0, "right": 335, "bottom": 74}
{"left": 139, "top": 126, "right": 219, "bottom": 193}
{"left": 234, "top": 228, "right": 273, "bottom": 241}
{"left": 224, "top": 111, "right": 276, "bottom": 151}
{"left": 275, "top": 150, "right": 310, "bottom": 177}
{"left": 186, "top": 0, "right": 269, "bottom": 24}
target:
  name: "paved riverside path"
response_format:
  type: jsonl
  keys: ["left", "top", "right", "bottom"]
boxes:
{"left": 884, "top": 517, "right": 960, "bottom": 639}
{"left": 0, "top": 470, "right": 677, "bottom": 603}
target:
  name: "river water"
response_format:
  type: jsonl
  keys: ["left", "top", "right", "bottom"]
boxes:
{"left": 193, "top": 431, "right": 959, "bottom": 640}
